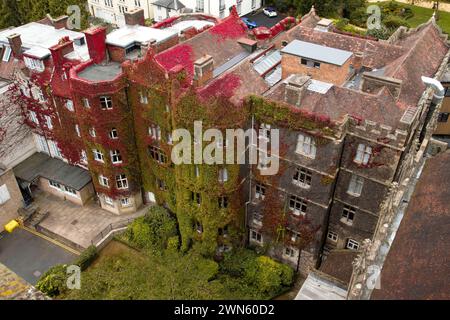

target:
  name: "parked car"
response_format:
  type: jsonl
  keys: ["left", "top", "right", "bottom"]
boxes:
{"left": 263, "top": 7, "right": 278, "bottom": 18}
{"left": 242, "top": 17, "right": 258, "bottom": 29}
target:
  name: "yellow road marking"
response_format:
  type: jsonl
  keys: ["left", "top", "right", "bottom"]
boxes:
{"left": 20, "top": 226, "right": 81, "bottom": 256}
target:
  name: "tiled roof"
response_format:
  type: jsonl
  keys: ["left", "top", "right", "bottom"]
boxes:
{"left": 371, "top": 151, "right": 450, "bottom": 300}
{"left": 320, "top": 250, "right": 358, "bottom": 286}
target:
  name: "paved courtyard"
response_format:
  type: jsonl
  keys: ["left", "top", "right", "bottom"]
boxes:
{"left": 0, "top": 228, "right": 76, "bottom": 285}
{"left": 33, "top": 191, "right": 150, "bottom": 249}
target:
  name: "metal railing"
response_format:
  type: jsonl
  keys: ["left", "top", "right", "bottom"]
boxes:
{"left": 90, "top": 218, "right": 135, "bottom": 247}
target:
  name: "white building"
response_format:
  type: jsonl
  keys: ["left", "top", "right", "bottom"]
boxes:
{"left": 181, "top": 0, "right": 262, "bottom": 19}
{"left": 88, "top": 0, "right": 156, "bottom": 26}
{"left": 88, "top": 0, "right": 263, "bottom": 25}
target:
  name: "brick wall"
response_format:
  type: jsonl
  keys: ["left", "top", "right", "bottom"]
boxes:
{"left": 0, "top": 169, "right": 23, "bottom": 232}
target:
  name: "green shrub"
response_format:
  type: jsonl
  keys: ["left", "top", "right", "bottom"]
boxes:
{"left": 220, "top": 248, "right": 258, "bottom": 277}
{"left": 125, "top": 206, "right": 177, "bottom": 251}
{"left": 74, "top": 245, "right": 98, "bottom": 271}
{"left": 366, "top": 25, "right": 392, "bottom": 40}
{"left": 383, "top": 15, "right": 410, "bottom": 29}
{"left": 36, "top": 264, "right": 68, "bottom": 297}
{"left": 349, "top": 7, "right": 368, "bottom": 27}
{"left": 167, "top": 236, "right": 180, "bottom": 251}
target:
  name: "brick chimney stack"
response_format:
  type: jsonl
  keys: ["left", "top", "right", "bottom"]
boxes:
{"left": 124, "top": 8, "right": 145, "bottom": 26}
{"left": 84, "top": 27, "right": 107, "bottom": 64}
{"left": 194, "top": 55, "right": 214, "bottom": 87}
{"left": 50, "top": 37, "right": 74, "bottom": 67}
{"left": 48, "top": 15, "right": 69, "bottom": 29}
{"left": 7, "top": 34, "right": 22, "bottom": 58}
{"left": 284, "top": 74, "right": 311, "bottom": 107}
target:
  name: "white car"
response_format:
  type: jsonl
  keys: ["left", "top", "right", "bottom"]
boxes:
{"left": 263, "top": 7, "right": 278, "bottom": 18}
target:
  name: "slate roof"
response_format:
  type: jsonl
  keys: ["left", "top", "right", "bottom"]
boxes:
{"left": 371, "top": 151, "right": 450, "bottom": 300}
{"left": 153, "top": 0, "right": 185, "bottom": 10}
{"left": 320, "top": 250, "right": 358, "bottom": 286}
{"left": 13, "top": 152, "right": 91, "bottom": 191}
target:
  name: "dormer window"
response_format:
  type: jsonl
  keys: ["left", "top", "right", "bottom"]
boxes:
{"left": 2, "top": 46, "right": 12, "bottom": 62}
{"left": 24, "top": 56, "right": 45, "bottom": 72}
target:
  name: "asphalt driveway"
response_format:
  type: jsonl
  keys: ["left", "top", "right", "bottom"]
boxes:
{"left": 243, "top": 10, "right": 287, "bottom": 28}
{"left": 0, "top": 228, "right": 77, "bottom": 285}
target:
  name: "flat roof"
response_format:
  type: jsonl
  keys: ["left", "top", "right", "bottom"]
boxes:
{"left": 295, "top": 272, "right": 347, "bottom": 300}
{"left": 167, "top": 20, "right": 215, "bottom": 34}
{"left": 13, "top": 152, "right": 91, "bottom": 191}
{"left": 106, "top": 25, "right": 178, "bottom": 48}
{"left": 77, "top": 62, "right": 122, "bottom": 81}
{"left": 0, "top": 22, "right": 89, "bottom": 61}
{"left": 281, "top": 39, "right": 353, "bottom": 66}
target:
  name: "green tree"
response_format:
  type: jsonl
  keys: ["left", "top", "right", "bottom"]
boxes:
{"left": 0, "top": 0, "right": 21, "bottom": 28}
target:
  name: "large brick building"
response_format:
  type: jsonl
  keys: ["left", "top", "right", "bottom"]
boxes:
{"left": 2, "top": 7, "right": 449, "bottom": 275}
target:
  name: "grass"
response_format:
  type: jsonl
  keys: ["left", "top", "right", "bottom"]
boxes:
{"left": 374, "top": 1, "right": 450, "bottom": 34}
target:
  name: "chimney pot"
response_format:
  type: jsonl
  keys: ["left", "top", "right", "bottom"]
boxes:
{"left": 284, "top": 74, "right": 311, "bottom": 107}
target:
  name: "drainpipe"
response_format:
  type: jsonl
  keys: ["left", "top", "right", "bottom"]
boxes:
{"left": 421, "top": 76, "right": 445, "bottom": 104}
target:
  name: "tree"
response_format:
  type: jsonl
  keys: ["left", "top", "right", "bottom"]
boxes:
{"left": 0, "top": 0, "right": 21, "bottom": 28}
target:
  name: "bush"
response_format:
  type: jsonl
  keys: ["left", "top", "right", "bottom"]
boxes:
{"left": 366, "top": 25, "right": 392, "bottom": 40}
{"left": 383, "top": 15, "right": 410, "bottom": 29}
{"left": 349, "top": 7, "right": 368, "bottom": 27}
{"left": 125, "top": 206, "right": 177, "bottom": 251}
{"left": 74, "top": 246, "right": 98, "bottom": 271}
{"left": 167, "top": 236, "right": 179, "bottom": 251}
{"left": 36, "top": 264, "right": 68, "bottom": 297}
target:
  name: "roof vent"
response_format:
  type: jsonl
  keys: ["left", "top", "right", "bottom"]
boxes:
{"left": 314, "top": 19, "right": 333, "bottom": 32}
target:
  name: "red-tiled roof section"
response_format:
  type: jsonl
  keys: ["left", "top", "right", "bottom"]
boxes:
{"left": 371, "top": 150, "right": 450, "bottom": 300}
{"left": 155, "top": 7, "right": 248, "bottom": 77}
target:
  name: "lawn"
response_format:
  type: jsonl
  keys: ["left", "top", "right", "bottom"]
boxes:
{"left": 373, "top": 1, "right": 450, "bottom": 34}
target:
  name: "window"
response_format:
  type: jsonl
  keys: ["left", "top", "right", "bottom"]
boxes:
{"left": 341, "top": 205, "right": 356, "bottom": 225}
{"left": 100, "top": 96, "right": 113, "bottom": 110}
{"left": 66, "top": 99, "right": 74, "bottom": 111}
{"left": 255, "top": 183, "right": 266, "bottom": 200}
{"left": 250, "top": 230, "right": 263, "bottom": 244}
{"left": 89, "top": 127, "right": 96, "bottom": 138}
{"left": 296, "top": 134, "right": 316, "bottom": 158}
{"left": 284, "top": 247, "right": 298, "bottom": 258}
{"left": 49, "top": 141, "right": 62, "bottom": 159}
{"left": 109, "top": 128, "right": 118, "bottom": 139}
{"left": 49, "top": 180, "right": 61, "bottom": 190}
{"left": 195, "top": 221, "right": 203, "bottom": 233}
{"left": 218, "top": 196, "right": 228, "bottom": 209}
{"left": 149, "top": 125, "right": 161, "bottom": 141}
{"left": 121, "top": 198, "right": 132, "bottom": 207}
{"left": 81, "top": 150, "right": 87, "bottom": 163}
{"left": 93, "top": 149, "right": 104, "bottom": 162}
{"left": 253, "top": 212, "right": 263, "bottom": 226}
{"left": 167, "top": 133, "right": 173, "bottom": 145}
{"left": 75, "top": 124, "right": 81, "bottom": 137}
{"left": 2, "top": 46, "right": 12, "bottom": 62}
{"left": 45, "top": 115, "right": 53, "bottom": 129}
{"left": 218, "top": 226, "right": 229, "bottom": 237}
{"left": 289, "top": 195, "right": 308, "bottom": 216}
{"left": 104, "top": 195, "right": 114, "bottom": 206}
{"left": 0, "top": 184, "right": 11, "bottom": 204}
{"left": 438, "top": 112, "right": 449, "bottom": 122}
{"left": 290, "top": 230, "right": 300, "bottom": 242}
{"left": 156, "top": 178, "right": 167, "bottom": 191}
{"left": 258, "top": 151, "right": 271, "bottom": 170}
{"left": 64, "top": 186, "right": 77, "bottom": 196}
{"left": 82, "top": 98, "right": 90, "bottom": 108}
{"left": 293, "top": 167, "right": 312, "bottom": 188}
{"left": 354, "top": 144, "right": 372, "bottom": 165}
{"left": 111, "top": 150, "right": 122, "bottom": 164}
{"left": 116, "top": 174, "right": 128, "bottom": 189}
{"left": 29, "top": 111, "right": 38, "bottom": 124}
{"left": 348, "top": 175, "right": 364, "bottom": 197}
{"left": 301, "top": 58, "right": 308, "bottom": 65}
{"left": 191, "top": 192, "right": 201, "bottom": 206}
{"left": 36, "top": 135, "right": 49, "bottom": 154}
{"left": 346, "top": 239, "right": 360, "bottom": 250}
{"left": 218, "top": 168, "right": 228, "bottom": 183}
{"left": 24, "top": 56, "right": 45, "bottom": 71}
{"left": 139, "top": 91, "right": 148, "bottom": 104}
{"left": 327, "top": 231, "right": 338, "bottom": 242}
{"left": 98, "top": 175, "right": 109, "bottom": 187}
{"left": 149, "top": 146, "right": 168, "bottom": 164}
{"left": 314, "top": 62, "right": 321, "bottom": 68}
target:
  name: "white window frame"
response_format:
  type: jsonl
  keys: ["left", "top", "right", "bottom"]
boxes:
{"left": 82, "top": 98, "right": 90, "bottom": 109}
{"left": 289, "top": 195, "right": 308, "bottom": 216}
{"left": 139, "top": 91, "right": 148, "bottom": 104}
{"left": 296, "top": 133, "right": 316, "bottom": 158}
{"left": 111, "top": 150, "right": 122, "bottom": 164}
{"left": 255, "top": 183, "right": 266, "bottom": 200}
{"left": 346, "top": 239, "right": 360, "bottom": 250}
{"left": 2, "top": 46, "right": 12, "bottom": 62}
{"left": 354, "top": 144, "right": 372, "bottom": 165}
{"left": 45, "top": 115, "right": 53, "bottom": 129}
{"left": 116, "top": 174, "right": 128, "bottom": 190}
{"left": 293, "top": 167, "right": 312, "bottom": 189}
{"left": 93, "top": 149, "right": 104, "bottom": 162}
{"left": 66, "top": 99, "right": 74, "bottom": 112}
{"left": 100, "top": 96, "right": 113, "bottom": 110}
{"left": 104, "top": 195, "right": 114, "bottom": 206}
{"left": 98, "top": 175, "right": 109, "bottom": 187}
{"left": 250, "top": 229, "right": 263, "bottom": 244}
{"left": 0, "top": 184, "right": 11, "bottom": 204}
{"left": 121, "top": 197, "right": 132, "bottom": 207}
{"left": 29, "top": 111, "right": 38, "bottom": 124}
{"left": 341, "top": 205, "right": 356, "bottom": 225}
{"left": 218, "top": 168, "right": 228, "bottom": 183}
{"left": 109, "top": 128, "right": 118, "bottom": 139}
{"left": 347, "top": 174, "right": 364, "bottom": 197}
{"left": 327, "top": 231, "right": 338, "bottom": 242}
